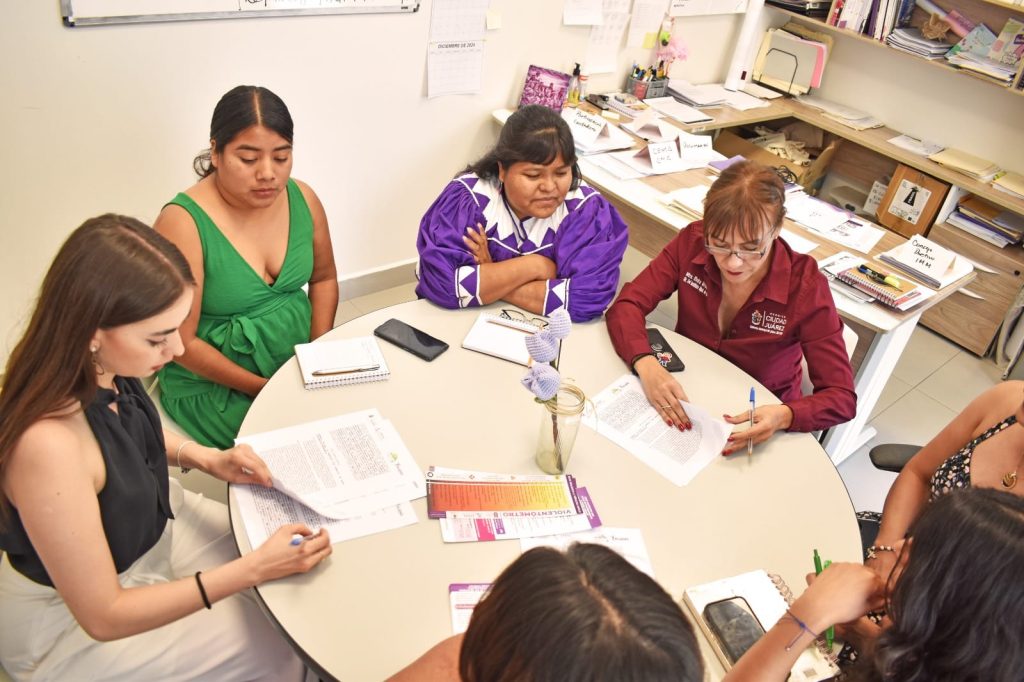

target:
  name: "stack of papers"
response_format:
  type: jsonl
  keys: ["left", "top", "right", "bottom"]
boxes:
{"left": 887, "top": 134, "right": 945, "bottom": 157}
{"left": 797, "top": 95, "right": 883, "bottom": 130}
{"left": 928, "top": 148, "right": 1002, "bottom": 182}
{"left": 426, "top": 467, "right": 602, "bottom": 542}
{"left": 752, "top": 28, "right": 829, "bottom": 95}
{"left": 643, "top": 96, "right": 713, "bottom": 125}
{"left": 886, "top": 28, "right": 951, "bottom": 60}
{"left": 946, "top": 51, "right": 1017, "bottom": 83}
{"left": 659, "top": 184, "right": 709, "bottom": 221}
{"left": 561, "top": 108, "right": 636, "bottom": 155}
{"left": 665, "top": 79, "right": 726, "bottom": 107}
{"left": 786, "top": 190, "right": 886, "bottom": 253}
{"left": 234, "top": 410, "right": 425, "bottom": 549}
{"left": 993, "top": 172, "right": 1024, "bottom": 200}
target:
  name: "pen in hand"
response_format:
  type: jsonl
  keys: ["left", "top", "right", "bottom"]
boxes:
{"left": 747, "top": 387, "right": 755, "bottom": 462}
{"left": 812, "top": 549, "right": 835, "bottom": 650}
{"left": 312, "top": 364, "right": 380, "bottom": 377}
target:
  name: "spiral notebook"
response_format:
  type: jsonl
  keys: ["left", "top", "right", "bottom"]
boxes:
{"left": 294, "top": 336, "right": 390, "bottom": 389}
{"left": 683, "top": 569, "right": 839, "bottom": 680}
{"left": 461, "top": 313, "right": 537, "bottom": 366}
{"left": 837, "top": 266, "right": 927, "bottom": 311}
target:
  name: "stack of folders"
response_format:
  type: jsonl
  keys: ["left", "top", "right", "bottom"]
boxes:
{"left": 927, "top": 148, "right": 1002, "bottom": 183}
{"left": 294, "top": 336, "right": 390, "bottom": 389}
{"left": 838, "top": 266, "right": 923, "bottom": 309}
{"left": 683, "top": 570, "right": 839, "bottom": 680}
{"left": 665, "top": 79, "right": 726, "bottom": 107}
{"left": 751, "top": 29, "right": 829, "bottom": 95}
{"left": 947, "top": 195, "right": 1024, "bottom": 247}
{"left": 993, "top": 172, "right": 1024, "bottom": 200}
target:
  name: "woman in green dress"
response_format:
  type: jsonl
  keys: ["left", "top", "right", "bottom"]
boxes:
{"left": 155, "top": 85, "right": 338, "bottom": 448}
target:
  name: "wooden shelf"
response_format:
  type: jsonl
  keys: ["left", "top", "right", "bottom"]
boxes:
{"left": 769, "top": 4, "right": 1024, "bottom": 95}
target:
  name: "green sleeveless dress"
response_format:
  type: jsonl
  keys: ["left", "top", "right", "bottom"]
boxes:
{"left": 157, "top": 179, "right": 314, "bottom": 448}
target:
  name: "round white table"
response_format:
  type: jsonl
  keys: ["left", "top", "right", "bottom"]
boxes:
{"left": 231, "top": 299, "right": 860, "bottom": 681}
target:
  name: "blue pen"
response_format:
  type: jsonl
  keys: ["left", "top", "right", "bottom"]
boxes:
{"left": 747, "top": 387, "right": 755, "bottom": 461}
{"left": 290, "top": 533, "right": 305, "bottom": 546}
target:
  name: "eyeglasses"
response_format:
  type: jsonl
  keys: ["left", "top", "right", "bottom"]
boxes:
{"left": 704, "top": 242, "right": 769, "bottom": 262}
{"left": 501, "top": 309, "right": 549, "bottom": 329}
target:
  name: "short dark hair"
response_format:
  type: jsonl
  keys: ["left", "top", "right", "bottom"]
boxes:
{"left": 703, "top": 160, "right": 786, "bottom": 244}
{"left": 462, "top": 104, "right": 582, "bottom": 190}
{"left": 459, "top": 543, "right": 704, "bottom": 682}
{"left": 193, "top": 85, "right": 294, "bottom": 177}
{"left": 860, "top": 488, "right": 1024, "bottom": 682}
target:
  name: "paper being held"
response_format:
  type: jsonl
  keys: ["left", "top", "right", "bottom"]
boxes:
{"left": 583, "top": 375, "right": 732, "bottom": 486}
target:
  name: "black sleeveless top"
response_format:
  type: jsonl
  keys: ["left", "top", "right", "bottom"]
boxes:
{"left": 0, "top": 377, "right": 173, "bottom": 586}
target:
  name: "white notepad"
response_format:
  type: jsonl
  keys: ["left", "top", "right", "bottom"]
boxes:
{"left": 294, "top": 336, "right": 390, "bottom": 389}
{"left": 461, "top": 313, "right": 537, "bottom": 366}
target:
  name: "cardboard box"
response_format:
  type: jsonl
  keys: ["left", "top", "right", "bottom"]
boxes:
{"left": 712, "top": 129, "right": 839, "bottom": 192}
{"left": 875, "top": 164, "right": 950, "bottom": 238}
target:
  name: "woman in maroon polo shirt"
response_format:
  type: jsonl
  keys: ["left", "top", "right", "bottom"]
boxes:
{"left": 606, "top": 160, "right": 855, "bottom": 454}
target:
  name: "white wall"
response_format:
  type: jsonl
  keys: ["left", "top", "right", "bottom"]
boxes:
{"left": 0, "top": 1, "right": 740, "bottom": 360}
{"left": 4, "top": 3, "right": 1019, "bottom": 363}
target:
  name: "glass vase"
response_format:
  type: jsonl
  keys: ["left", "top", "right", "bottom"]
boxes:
{"left": 534, "top": 383, "right": 586, "bottom": 475}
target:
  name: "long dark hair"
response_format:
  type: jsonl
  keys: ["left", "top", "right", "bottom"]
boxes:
{"left": 0, "top": 215, "right": 194, "bottom": 520}
{"left": 192, "top": 85, "right": 294, "bottom": 177}
{"left": 459, "top": 543, "right": 704, "bottom": 682}
{"left": 462, "top": 104, "right": 582, "bottom": 190}
{"left": 860, "top": 488, "right": 1024, "bottom": 682}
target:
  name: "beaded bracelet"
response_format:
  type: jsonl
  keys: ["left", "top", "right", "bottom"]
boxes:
{"left": 782, "top": 609, "right": 817, "bottom": 651}
{"left": 866, "top": 544, "right": 895, "bottom": 561}
{"left": 175, "top": 440, "right": 195, "bottom": 475}
{"left": 194, "top": 571, "right": 212, "bottom": 610}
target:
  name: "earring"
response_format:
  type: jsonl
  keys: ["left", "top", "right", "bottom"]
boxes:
{"left": 91, "top": 346, "right": 105, "bottom": 376}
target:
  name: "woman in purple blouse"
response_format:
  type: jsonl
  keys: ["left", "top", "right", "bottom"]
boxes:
{"left": 415, "top": 105, "right": 629, "bottom": 322}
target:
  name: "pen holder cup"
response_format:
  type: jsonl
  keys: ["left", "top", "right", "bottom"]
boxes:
{"left": 534, "top": 384, "right": 586, "bottom": 475}
{"left": 626, "top": 76, "right": 667, "bottom": 100}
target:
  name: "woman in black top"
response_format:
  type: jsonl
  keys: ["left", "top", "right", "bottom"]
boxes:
{"left": 0, "top": 215, "right": 331, "bottom": 680}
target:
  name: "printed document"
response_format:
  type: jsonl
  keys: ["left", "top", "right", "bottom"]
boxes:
{"left": 520, "top": 527, "right": 654, "bottom": 577}
{"left": 237, "top": 409, "right": 425, "bottom": 519}
{"left": 583, "top": 375, "right": 731, "bottom": 486}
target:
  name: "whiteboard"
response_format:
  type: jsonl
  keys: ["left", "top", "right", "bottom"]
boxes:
{"left": 61, "top": 0, "right": 420, "bottom": 27}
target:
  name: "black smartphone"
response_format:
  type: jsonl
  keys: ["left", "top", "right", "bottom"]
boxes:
{"left": 703, "top": 597, "right": 766, "bottom": 665}
{"left": 373, "top": 319, "right": 449, "bottom": 362}
{"left": 647, "top": 328, "right": 685, "bottom": 372}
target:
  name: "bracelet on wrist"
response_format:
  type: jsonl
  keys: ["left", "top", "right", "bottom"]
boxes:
{"left": 866, "top": 544, "right": 895, "bottom": 561}
{"left": 175, "top": 440, "right": 195, "bottom": 475}
{"left": 782, "top": 608, "right": 818, "bottom": 651}
{"left": 194, "top": 571, "right": 212, "bottom": 610}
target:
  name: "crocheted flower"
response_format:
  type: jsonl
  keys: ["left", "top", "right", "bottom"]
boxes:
{"left": 521, "top": 363, "right": 561, "bottom": 401}
{"left": 546, "top": 308, "right": 572, "bottom": 340}
{"left": 524, "top": 329, "right": 559, "bottom": 364}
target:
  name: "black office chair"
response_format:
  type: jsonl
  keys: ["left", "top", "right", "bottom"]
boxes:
{"left": 868, "top": 443, "right": 920, "bottom": 473}
{"left": 857, "top": 443, "right": 921, "bottom": 555}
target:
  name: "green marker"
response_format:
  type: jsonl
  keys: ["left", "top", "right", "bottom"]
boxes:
{"left": 812, "top": 550, "right": 834, "bottom": 650}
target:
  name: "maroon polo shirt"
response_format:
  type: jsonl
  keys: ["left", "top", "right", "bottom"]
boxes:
{"left": 606, "top": 221, "right": 856, "bottom": 433}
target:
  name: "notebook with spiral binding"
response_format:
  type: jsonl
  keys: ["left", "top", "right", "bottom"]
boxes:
{"left": 683, "top": 569, "right": 839, "bottom": 680}
{"left": 294, "top": 337, "right": 390, "bottom": 389}
{"left": 837, "top": 265, "right": 923, "bottom": 310}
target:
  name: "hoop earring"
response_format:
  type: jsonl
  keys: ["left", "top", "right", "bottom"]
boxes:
{"left": 91, "top": 346, "right": 106, "bottom": 376}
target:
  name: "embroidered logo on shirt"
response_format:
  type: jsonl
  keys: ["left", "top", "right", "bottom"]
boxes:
{"left": 750, "top": 309, "right": 787, "bottom": 336}
{"left": 683, "top": 272, "right": 707, "bottom": 297}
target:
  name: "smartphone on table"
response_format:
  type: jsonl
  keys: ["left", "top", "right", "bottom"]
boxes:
{"left": 703, "top": 597, "right": 766, "bottom": 665}
{"left": 373, "top": 318, "right": 449, "bottom": 362}
{"left": 646, "top": 328, "right": 685, "bottom": 372}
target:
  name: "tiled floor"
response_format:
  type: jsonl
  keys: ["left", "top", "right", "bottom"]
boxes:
{"left": 337, "top": 248, "right": 1007, "bottom": 519}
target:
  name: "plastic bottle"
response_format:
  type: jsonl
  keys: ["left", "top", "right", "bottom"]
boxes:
{"left": 578, "top": 71, "right": 589, "bottom": 102}
{"left": 567, "top": 63, "right": 581, "bottom": 105}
